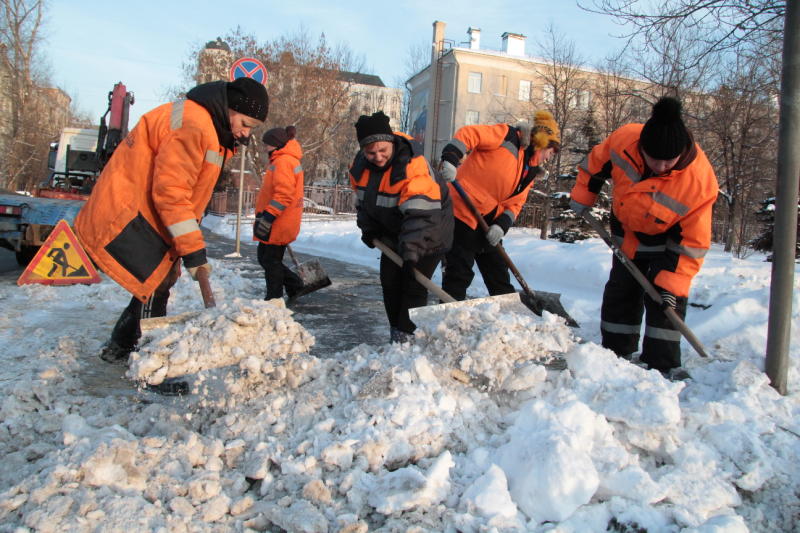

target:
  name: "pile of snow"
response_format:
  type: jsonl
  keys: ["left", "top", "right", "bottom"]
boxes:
{"left": 0, "top": 215, "right": 798, "bottom": 531}
{"left": 127, "top": 298, "right": 314, "bottom": 386}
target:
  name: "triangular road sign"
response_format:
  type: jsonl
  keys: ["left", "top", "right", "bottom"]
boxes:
{"left": 17, "top": 219, "right": 101, "bottom": 286}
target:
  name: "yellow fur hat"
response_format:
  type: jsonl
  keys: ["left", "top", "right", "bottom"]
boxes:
{"left": 531, "top": 111, "right": 560, "bottom": 151}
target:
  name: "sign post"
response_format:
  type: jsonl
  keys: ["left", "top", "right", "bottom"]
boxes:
{"left": 227, "top": 57, "right": 268, "bottom": 258}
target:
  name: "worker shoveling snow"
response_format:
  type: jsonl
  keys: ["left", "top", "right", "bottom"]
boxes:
{"left": 126, "top": 298, "right": 315, "bottom": 387}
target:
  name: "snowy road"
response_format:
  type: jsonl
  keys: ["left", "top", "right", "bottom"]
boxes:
{"left": 203, "top": 231, "right": 390, "bottom": 356}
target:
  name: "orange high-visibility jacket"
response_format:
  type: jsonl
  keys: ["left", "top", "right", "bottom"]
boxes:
{"left": 349, "top": 132, "right": 453, "bottom": 262}
{"left": 253, "top": 138, "right": 304, "bottom": 246}
{"left": 443, "top": 123, "right": 543, "bottom": 229}
{"left": 75, "top": 99, "right": 230, "bottom": 302}
{"left": 571, "top": 123, "right": 719, "bottom": 297}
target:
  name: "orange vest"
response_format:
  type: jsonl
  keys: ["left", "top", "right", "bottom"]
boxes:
{"left": 571, "top": 123, "right": 719, "bottom": 296}
{"left": 447, "top": 123, "right": 542, "bottom": 229}
{"left": 253, "top": 139, "right": 304, "bottom": 245}
{"left": 75, "top": 99, "right": 230, "bottom": 301}
{"left": 349, "top": 132, "right": 453, "bottom": 262}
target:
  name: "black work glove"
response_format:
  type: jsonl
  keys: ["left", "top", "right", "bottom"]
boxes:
{"left": 361, "top": 232, "right": 379, "bottom": 249}
{"left": 402, "top": 259, "right": 417, "bottom": 280}
{"left": 658, "top": 288, "right": 677, "bottom": 310}
{"left": 182, "top": 248, "right": 211, "bottom": 281}
{"left": 253, "top": 211, "right": 275, "bottom": 241}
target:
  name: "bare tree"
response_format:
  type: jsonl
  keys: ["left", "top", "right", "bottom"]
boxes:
{"left": 580, "top": 0, "right": 786, "bottom": 74}
{"left": 397, "top": 40, "right": 428, "bottom": 133}
{"left": 528, "top": 24, "right": 591, "bottom": 240}
{"left": 179, "top": 26, "right": 369, "bottom": 186}
{"left": 589, "top": 53, "right": 646, "bottom": 138}
{"left": 703, "top": 56, "right": 779, "bottom": 256}
{"left": 0, "top": 0, "right": 67, "bottom": 191}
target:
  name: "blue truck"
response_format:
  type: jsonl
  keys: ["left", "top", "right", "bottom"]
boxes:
{"left": 0, "top": 192, "right": 86, "bottom": 265}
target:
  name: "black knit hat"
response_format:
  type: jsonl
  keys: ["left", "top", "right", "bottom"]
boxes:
{"left": 355, "top": 111, "right": 394, "bottom": 147}
{"left": 640, "top": 97, "right": 691, "bottom": 160}
{"left": 226, "top": 77, "right": 269, "bottom": 122}
{"left": 262, "top": 125, "right": 296, "bottom": 150}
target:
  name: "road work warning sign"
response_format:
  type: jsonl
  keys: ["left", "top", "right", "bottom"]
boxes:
{"left": 17, "top": 219, "right": 101, "bottom": 286}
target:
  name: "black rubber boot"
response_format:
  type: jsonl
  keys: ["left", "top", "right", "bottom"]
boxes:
{"left": 390, "top": 327, "right": 413, "bottom": 344}
{"left": 99, "top": 340, "right": 134, "bottom": 364}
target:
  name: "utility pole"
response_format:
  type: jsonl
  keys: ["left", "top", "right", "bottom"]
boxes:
{"left": 765, "top": 1, "right": 800, "bottom": 395}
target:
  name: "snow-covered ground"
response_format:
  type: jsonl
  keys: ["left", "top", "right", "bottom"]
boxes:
{"left": 1, "top": 213, "right": 798, "bottom": 532}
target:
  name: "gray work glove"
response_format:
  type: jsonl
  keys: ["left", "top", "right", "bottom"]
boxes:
{"left": 440, "top": 160, "right": 458, "bottom": 182}
{"left": 569, "top": 198, "right": 590, "bottom": 216}
{"left": 253, "top": 211, "right": 275, "bottom": 241}
{"left": 659, "top": 288, "right": 677, "bottom": 310}
{"left": 485, "top": 224, "right": 505, "bottom": 247}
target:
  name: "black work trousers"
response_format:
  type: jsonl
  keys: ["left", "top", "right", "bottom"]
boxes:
{"left": 379, "top": 249, "right": 442, "bottom": 334}
{"left": 109, "top": 260, "right": 181, "bottom": 350}
{"left": 257, "top": 242, "right": 304, "bottom": 300}
{"left": 600, "top": 254, "right": 688, "bottom": 371}
{"left": 441, "top": 218, "right": 514, "bottom": 301}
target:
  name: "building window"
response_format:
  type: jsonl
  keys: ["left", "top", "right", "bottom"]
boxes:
{"left": 542, "top": 84, "right": 554, "bottom": 106}
{"left": 493, "top": 75, "right": 507, "bottom": 97}
{"left": 465, "top": 110, "right": 480, "bottom": 125}
{"left": 468, "top": 72, "right": 482, "bottom": 94}
{"left": 572, "top": 89, "right": 591, "bottom": 110}
{"left": 519, "top": 80, "right": 531, "bottom": 101}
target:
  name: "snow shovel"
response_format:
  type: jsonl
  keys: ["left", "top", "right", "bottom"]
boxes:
{"left": 580, "top": 210, "right": 709, "bottom": 358}
{"left": 450, "top": 179, "right": 579, "bottom": 327}
{"left": 286, "top": 244, "right": 332, "bottom": 299}
{"left": 140, "top": 267, "right": 216, "bottom": 331}
{"left": 372, "top": 238, "right": 456, "bottom": 303}
{"left": 374, "top": 240, "right": 540, "bottom": 326}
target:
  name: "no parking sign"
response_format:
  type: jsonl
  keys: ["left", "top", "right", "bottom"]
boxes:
{"left": 229, "top": 57, "right": 268, "bottom": 85}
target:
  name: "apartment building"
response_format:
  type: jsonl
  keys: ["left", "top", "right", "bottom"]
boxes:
{"left": 407, "top": 21, "right": 652, "bottom": 163}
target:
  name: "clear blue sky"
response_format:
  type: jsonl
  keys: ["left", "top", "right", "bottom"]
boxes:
{"left": 44, "top": 0, "right": 628, "bottom": 125}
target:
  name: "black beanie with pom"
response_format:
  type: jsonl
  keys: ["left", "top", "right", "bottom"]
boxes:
{"left": 640, "top": 97, "right": 691, "bottom": 160}
{"left": 262, "top": 125, "right": 296, "bottom": 150}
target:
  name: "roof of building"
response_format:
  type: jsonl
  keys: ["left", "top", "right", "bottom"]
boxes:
{"left": 338, "top": 71, "right": 385, "bottom": 87}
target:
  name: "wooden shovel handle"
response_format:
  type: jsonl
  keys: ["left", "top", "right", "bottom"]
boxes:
{"left": 286, "top": 244, "right": 301, "bottom": 269}
{"left": 196, "top": 266, "right": 216, "bottom": 308}
{"left": 451, "top": 179, "right": 535, "bottom": 296}
{"left": 373, "top": 239, "right": 456, "bottom": 303}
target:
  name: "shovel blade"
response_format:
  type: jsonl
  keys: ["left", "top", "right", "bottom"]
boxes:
{"left": 290, "top": 259, "right": 332, "bottom": 300}
{"left": 522, "top": 290, "right": 580, "bottom": 328}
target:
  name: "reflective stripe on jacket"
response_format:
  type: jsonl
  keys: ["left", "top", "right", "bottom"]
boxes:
{"left": 349, "top": 132, "right": 453, "bottom": 262}
{"left": 254, "top": 139, "right": 304, "bottom": 245}
{"left": 571, "top": 123, "right": 719, "bottom": 297}
{"left": 445, "top": 123, "right": 541, "bottom": 229}
{"left": 75, "top": 99, "right": 230, "bottom": 301}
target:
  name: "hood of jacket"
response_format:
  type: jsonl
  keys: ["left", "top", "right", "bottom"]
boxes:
{"left": 186, "top": 81, "right": 236, "bottom": 151}
{"left": 269, "top": 138, "right": 303, "bottom": 162}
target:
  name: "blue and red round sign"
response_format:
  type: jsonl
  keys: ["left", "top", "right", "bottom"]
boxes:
{"left": 229, "top": 57, "right": 268, "bottom": 85}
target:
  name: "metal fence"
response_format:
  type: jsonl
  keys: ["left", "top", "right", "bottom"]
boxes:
{"left": 207, "top": 185, "right": 356, "bottom": 217}
{"left": 208, "top": 185, "right": 556, "bottom": 231}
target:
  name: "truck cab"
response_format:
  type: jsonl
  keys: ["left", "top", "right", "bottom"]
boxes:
{"left": 38, "top": 127, "right": 102, "bottom": 200}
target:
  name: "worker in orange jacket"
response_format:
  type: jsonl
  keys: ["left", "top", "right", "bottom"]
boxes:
{"left": 350, "top": 111, "right": 453, "bottom": 343}
{"left": 76, "top": 77, "right": 268, "bottom": 372}
{"left": 253, "top": 125, "right": 305, "bottom": 300}
{"left": 569, "top": 96, "right": 719, "bottom": 373}
{"left": 438, "top": 111, "right": 560, "bottom": 300}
